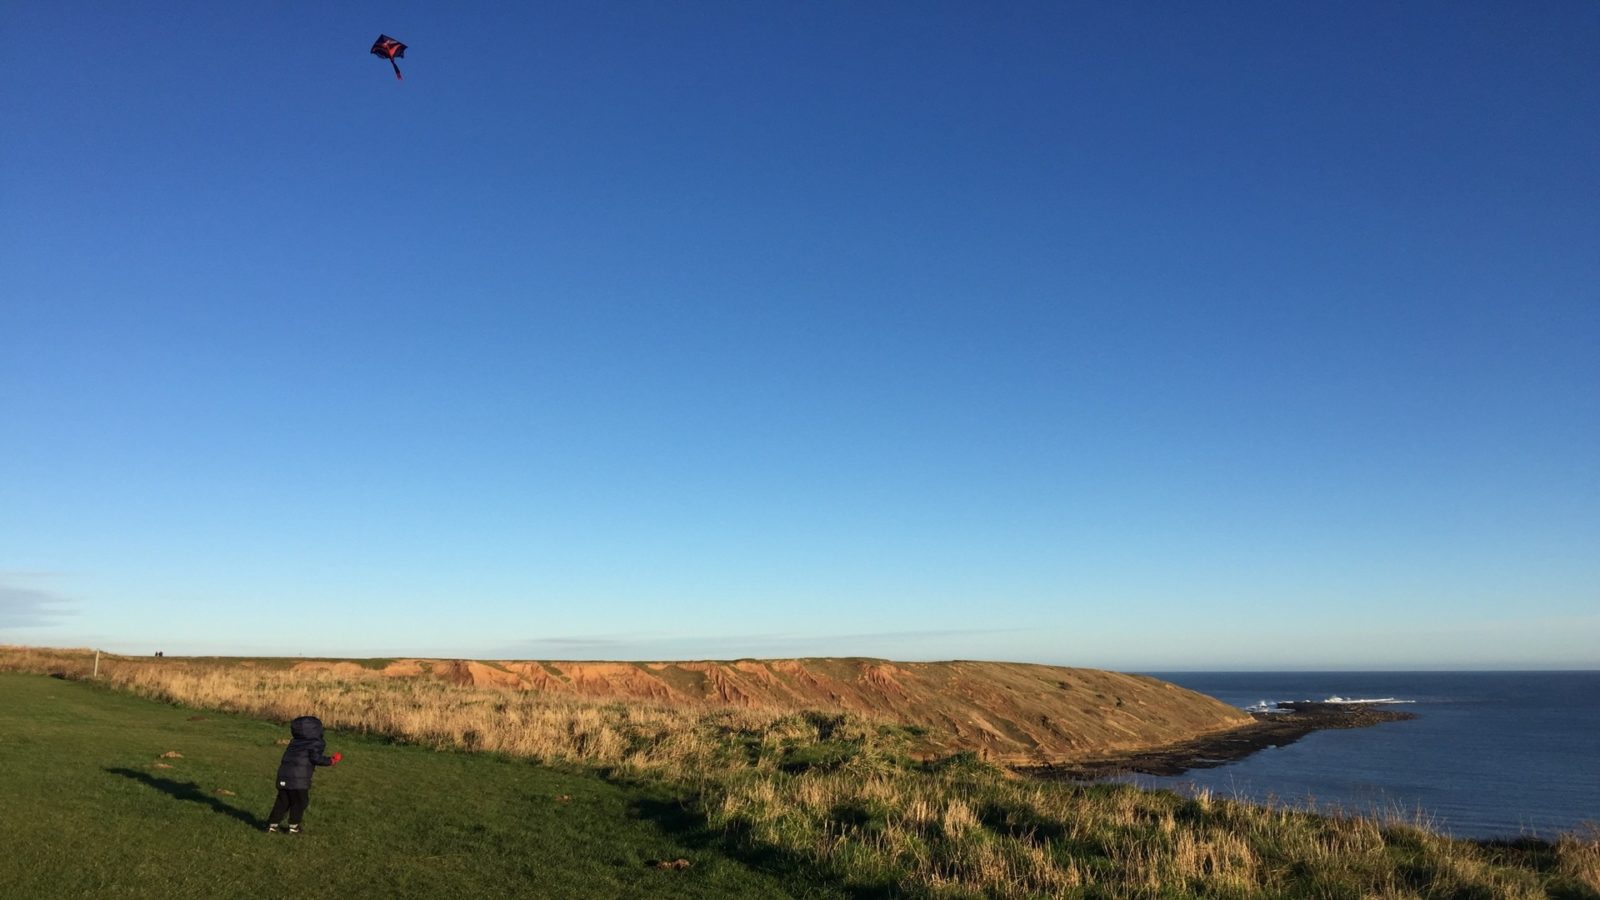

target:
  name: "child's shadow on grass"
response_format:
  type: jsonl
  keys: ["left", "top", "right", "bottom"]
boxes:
{"left": 105, "top": 767, "right": 263, "bottom": 829}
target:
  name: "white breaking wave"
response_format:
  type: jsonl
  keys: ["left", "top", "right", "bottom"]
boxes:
{"left": 1245, "top": 696, "right": 1416, "bottom": 712}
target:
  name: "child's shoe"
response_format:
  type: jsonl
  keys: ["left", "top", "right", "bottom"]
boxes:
{"left": 266, "top": 823, "right": 279, "bottom": 833}
{"left": 287, "top": 824, "right": 303, "bottom": 835}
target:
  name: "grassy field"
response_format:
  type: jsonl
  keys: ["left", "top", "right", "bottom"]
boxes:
{"left": 5, "top": 649, "right": 1598, "bottom": 898}
{"left": 0, "top": 673, "right": 846, "bottom": 899}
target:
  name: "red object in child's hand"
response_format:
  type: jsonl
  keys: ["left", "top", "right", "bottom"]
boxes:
{"left": 331, "top": 752, "right": 343, "bottom": 764}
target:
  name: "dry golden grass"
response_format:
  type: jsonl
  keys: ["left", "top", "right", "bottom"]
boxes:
{"left": 0, "top": 647, "right": 892, "bottom": 778}
{"left": 1558, "top": 825, "right": 1600, "bottom": 893}
{"left": 5, "top": 646, "right": 1595, "bottom": 899}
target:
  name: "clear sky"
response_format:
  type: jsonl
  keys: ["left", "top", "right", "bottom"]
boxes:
{"left": 3, "top": 2, "right": 1596, "bottom": 669}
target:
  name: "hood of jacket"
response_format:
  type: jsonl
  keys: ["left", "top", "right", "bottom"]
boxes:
{"left": 289, "top": 716, "right": 324, "bottom": 741}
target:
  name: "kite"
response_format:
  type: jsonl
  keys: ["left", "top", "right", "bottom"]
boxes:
{"left": 371, "top": 34, "right": 407, "bottom": 81}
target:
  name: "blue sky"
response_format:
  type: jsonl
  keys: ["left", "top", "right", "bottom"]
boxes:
{"left": 3, "top": 2, "right": 1596, "bottom": 668}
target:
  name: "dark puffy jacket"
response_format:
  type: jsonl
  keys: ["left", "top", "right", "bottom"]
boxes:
{"left": 275, "top": 716, "right": 333, "bottom": 790}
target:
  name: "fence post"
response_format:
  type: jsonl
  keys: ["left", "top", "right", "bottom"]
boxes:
{"left": 93, "top": 650, "right": 100, "bottom": 679}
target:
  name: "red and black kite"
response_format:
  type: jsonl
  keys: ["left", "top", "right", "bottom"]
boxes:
{"left": 371, "top": 34, "right": 407, "bottom": 81}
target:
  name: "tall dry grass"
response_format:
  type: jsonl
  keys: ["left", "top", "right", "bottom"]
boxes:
{"left": 1557, "top": 825, "right": 1600, "bottom": 892}
{"left": 5, "top": 646, "right": 1595, "bottom": 899}
{"left": 0, "top": 646, "right": 841, "bottom": 777}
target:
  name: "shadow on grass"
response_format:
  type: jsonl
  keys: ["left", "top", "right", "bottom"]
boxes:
{"left": 105, "top": 767, "right": 263, "bottom": 829}
{"left": 628, "top": 794, "right": 896, "bottom": 900}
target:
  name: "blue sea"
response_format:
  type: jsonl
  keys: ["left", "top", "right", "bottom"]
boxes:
{"left": 1119, "top": 671, "right": 1600, "bottom": 840}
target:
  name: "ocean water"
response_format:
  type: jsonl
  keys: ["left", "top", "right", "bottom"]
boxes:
{"left": 1115, "top": 671, "right": 1600, "bottom": 840}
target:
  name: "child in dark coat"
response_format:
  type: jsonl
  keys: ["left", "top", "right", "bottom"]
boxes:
{"left": 266, "top": 715, "right": 341, "bottom": 834}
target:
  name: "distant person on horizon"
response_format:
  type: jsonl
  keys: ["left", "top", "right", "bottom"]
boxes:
{"left": 265, "top": 715, "right": 341, "bottom": 834}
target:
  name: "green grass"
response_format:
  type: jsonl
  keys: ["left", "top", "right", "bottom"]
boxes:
{"left": 6, "top": 654, "right": 1596, "bottom": 899}
{"left": 0, "top": 673, "right": 847, "bottom": 899}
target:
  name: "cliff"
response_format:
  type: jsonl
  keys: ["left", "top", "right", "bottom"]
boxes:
{"left": 292, "top": 656, "right": 1251, "bottom": 765}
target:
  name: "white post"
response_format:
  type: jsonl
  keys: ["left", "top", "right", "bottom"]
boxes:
{"left": 93, "top": 650, "right": 100, "bottom": 679}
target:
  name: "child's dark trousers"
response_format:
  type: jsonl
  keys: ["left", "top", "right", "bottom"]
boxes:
{"left": 267, "top": 788, "right": 310, "bottom": 825}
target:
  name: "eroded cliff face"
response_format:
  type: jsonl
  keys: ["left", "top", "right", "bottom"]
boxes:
{"left": 301, "top": 657, "right": 1250, "bottom": 764}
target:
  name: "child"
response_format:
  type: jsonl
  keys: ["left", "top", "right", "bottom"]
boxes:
{"left": 265, "top": 715, "right": 342, "bottom": 834}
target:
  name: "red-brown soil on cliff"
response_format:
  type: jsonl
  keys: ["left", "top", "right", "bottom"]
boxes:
{"left": 352, "top": 657, "right": 1249, "bottom": 765}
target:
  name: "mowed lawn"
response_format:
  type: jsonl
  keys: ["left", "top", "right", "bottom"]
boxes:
{"left": 0, "top": 673, "right": 847, "bottom": 899}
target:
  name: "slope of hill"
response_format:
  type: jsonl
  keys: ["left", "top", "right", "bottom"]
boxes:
{"left": 0, "top": 672, "right": 841, "bottom": 899}
{"left": 287, "top": 657, "right": 1250, "bottom": 765}
{"left": 7, "top": 657, "right": 1588, "bottom": 898}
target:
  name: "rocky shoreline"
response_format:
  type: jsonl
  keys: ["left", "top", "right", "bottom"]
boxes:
{"left": 1019, "top": 701, "right": 1418, "bottom": 781}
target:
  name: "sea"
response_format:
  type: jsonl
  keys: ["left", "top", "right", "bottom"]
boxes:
{"left": 1115, "top": 671, "right": 1600, "bottom": 841}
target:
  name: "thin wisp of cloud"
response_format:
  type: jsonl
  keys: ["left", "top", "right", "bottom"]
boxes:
{"left": 0, "top": 579, "right": 74, "bottom": 628}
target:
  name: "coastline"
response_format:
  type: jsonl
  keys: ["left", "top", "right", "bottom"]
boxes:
{"left": 1019, "top": 702, "right": 1418, "bottom": 781}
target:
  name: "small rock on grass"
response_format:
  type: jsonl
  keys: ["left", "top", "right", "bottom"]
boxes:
{"left": 161, "top": 751, "right": 183, "bottom": 758}
{"left": 151, "top": 763, "right": 174, "bottom": 769}
{"left": 214, "top": 789, "right": 235, "bottom": 796}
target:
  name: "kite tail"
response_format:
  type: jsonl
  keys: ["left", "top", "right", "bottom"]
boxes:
{"left": 391, "top": 58, "right": 403, "bottom": 80}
